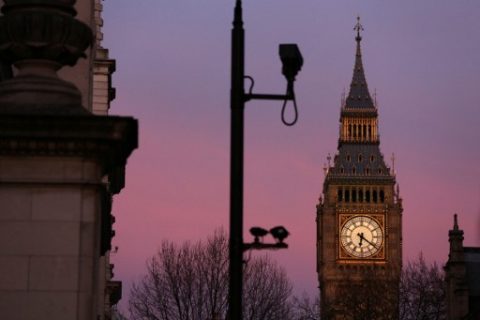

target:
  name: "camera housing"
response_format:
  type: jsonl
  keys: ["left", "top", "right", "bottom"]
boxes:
{"left": 270, "top": 226, "right": 290, "bottom": 243}
{"left": 279, "top": 44, "right": 303, "bottom": 82}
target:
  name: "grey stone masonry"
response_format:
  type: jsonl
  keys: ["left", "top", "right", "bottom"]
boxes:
{"left": 0, "top": 1, "right": 138, "bottom": 319}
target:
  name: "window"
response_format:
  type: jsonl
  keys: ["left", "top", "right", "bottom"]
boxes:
{"left": 358, "top": 154, "right": 363, "bottom": 162}
{"left": 352, "top": 189, "right": 357, "bottom": 202}
{"left": 352, "top": 167, "right": 356, "bottom": 174}
{"left": 370, "top": 155, "right": 375, "bottom": 162}
{"left": 380, "top": 190, "right": 385, "bottom": 203}
{"left": 365, "top": 167, "right": 370, "bottom": 175}
{"left": 338, "top": 188, "right": 343, "bottom": 202}
{"left": 345, "top": 190, "right": 350, "bottom": 202}
{"left": 340, "top": 166, "right": 344, "bottom": 174}
{"left": 373, "top": 190, "right": 378, "bottom": 203}
{"left": 346, "top": 155, "right": 351, "bottom": 162}
{"left": 359, "top": 190, "right": 363, "bottom": 202}
{"left": 366, "top": 190, "right": 370, "bottom": 202}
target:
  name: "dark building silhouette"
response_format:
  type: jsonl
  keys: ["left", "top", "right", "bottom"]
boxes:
{"left": 316, "top": 19, "right": 403, "bottom": 319}
{"left": 445, "top": 214, "right": 480, "bottom": 320}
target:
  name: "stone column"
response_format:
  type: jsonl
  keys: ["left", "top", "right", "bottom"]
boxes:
{"left": 0, "top": 1, "right": 137, "bottom": 319}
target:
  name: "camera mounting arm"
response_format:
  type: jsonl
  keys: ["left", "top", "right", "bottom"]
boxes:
{"left": 243, "top": 44, "right": 303, "bottom": 126}
{"left": 243, "top": 44, "right": 302, "bottom": 103}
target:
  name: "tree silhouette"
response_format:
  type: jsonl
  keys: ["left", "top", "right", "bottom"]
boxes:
{"left": 291, "top": 292, "right": 321, "bottom": 320}
{"left": 128, "top": 230, "right": 292, "bottom": 320}
{"left": 399, "top": 254, "right": 446, "bottom": 320}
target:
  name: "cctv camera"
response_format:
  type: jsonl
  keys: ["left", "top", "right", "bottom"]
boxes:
{"left": 270, "top": 226, "right": 290, "bottom": 243}
{"left": 279, "top": 44, "right": 303, "bottom": 82}
{"left": 250, "top": 227, "right": 269, "bottom": 243}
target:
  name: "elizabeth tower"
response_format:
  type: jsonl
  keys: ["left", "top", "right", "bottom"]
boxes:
{"left": 316, "top": 20, "right": 403, "bottom": 319}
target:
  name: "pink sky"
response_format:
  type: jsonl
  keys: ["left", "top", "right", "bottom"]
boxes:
{"left": 103, "top": 0, "right": 480, "bottom": 310}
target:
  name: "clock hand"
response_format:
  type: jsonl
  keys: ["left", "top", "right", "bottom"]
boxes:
{"left": 359, "top": 233, "right": 377, "bottom": 248}
{"left": 357, "top": 232, "right": 364, "bottom": 247}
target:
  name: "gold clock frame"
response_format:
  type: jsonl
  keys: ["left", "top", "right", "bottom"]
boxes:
{"left": 338, "top": 213, "right": 386, "bottom": 261}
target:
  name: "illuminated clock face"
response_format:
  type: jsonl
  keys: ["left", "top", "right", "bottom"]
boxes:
{"left": 340, "top": 216, "right": 383, "bottom": 258}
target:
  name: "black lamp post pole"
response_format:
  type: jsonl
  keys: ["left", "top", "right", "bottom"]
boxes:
{"left": 228, "top": 0, "right": 245, "bottom": 319}
{"left": 228, "top": 1, "right": 303, "bottom": 318}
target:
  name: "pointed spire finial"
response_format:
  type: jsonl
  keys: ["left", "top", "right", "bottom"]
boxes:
{"left": 454, "top": 213, "right": 459, "bottom": 230}
{"left": 324, "top": 153, "right": 332, "bottom": 176}
{"left": 354, "top": 16, "right": 364, "bottom": 42}
{"left": 391, "top": 153, "right": 396, "bottom": 176}
{"left": 233, "top": 0, "right": 243, "bottom": 28}
{"left": 345, "top": 16, "right": 374, "bottom": 110}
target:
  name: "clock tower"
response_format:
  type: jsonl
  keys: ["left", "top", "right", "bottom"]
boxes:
{"left": 316, "top": 19, "right": 403, "bottom": 319}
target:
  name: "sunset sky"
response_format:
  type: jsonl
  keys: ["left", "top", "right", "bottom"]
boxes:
{"left": 102, "top": 0, "right": 480, "bottom": 310}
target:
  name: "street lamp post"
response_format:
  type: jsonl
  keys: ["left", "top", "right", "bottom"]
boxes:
{"left": 228, "top": 0, "right": 245, "bottom": 318}
{"left": 228, "top": 1, "right": 303, "bottom": 320}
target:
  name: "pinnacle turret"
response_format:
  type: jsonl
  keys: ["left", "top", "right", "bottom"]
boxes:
{"left": 448, "top": 214, "right": 465, "bottom": 262}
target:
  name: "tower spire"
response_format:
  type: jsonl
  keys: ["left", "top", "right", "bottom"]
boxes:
{"left": 345, "top": 16, "right": 374, "bottom": 110}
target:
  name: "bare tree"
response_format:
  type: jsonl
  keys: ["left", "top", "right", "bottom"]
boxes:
{"left": 291, "top": 292, "right": 321, "bottom": 320}
{"left": 111, "top": 307, "right": 129, "bottom": 320}
{"left": 399, "top": 254, "right": 446, "bottom": 320}
{"left": 243, "top": 255, "right": 293, "bottom": 319}
{"left": 128, "top": 230, "right": 293, "bottom": 320}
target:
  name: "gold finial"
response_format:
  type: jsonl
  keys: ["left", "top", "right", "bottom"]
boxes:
{"left": 354, "top": 16, "right": 364, "bottom": 41}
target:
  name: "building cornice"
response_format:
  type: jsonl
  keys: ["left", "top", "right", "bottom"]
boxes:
{"left": 0, "top": 114, "right": 137, "bottom": 169}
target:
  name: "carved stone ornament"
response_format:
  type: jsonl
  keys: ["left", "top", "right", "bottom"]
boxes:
{"left": 0, "top": 0, "right": 93, "bottom": 114}
{"left": 0, "top": 0, "right": 91, "bottom": 66}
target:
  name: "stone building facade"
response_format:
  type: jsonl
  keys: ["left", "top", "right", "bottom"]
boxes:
{"left": 68, "top": 1, "right": 121, "bottom": 318}
{"left": 0, "top": 1, "right": 135, "bottom": 320}
{"left": 316, "top": 20, "right": 403, "bottom": 319}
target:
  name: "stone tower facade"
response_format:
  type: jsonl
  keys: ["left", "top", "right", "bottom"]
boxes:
{"left": 316, "top": 20, "right": 403, "bottom": 319}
